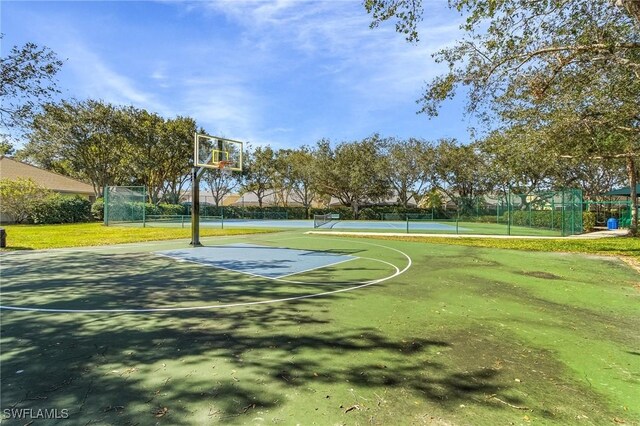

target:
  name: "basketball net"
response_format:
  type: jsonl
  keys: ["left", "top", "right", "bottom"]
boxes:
{"left": 217, "top": 160, "right": 232, "bottom": 170}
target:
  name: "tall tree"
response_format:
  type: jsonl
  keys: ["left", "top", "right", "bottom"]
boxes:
{"left": 433, "top": 139, "right": 490, "bottom": 213}
{"left": 202, "top": 168, "right": 239, "bottom": 208}
{"left": 480, "top": 129, "right": 560, "bottom": 196}
{"left": 0, "top": 141, "right": 15, "bottom": 155}
{"left": 271, "top": 149, "right": 295, "bottom": 207}
{"left": 242, "top": 146, "right": 276, "bottom": 208}
{"left": 315, "top": 136, "right": 391, "bottom": 218}
{"left": 0, "top": 38, "right": 63, "bottom": 139}
{"left": 287, "top": 147, "right": 320, "bottom": 218}
{"left": 164, "top": 117, "right": 197, "bottom": 201}
{"left": 496, "top": 55, "right": 640, "bottom": 231}
{"left": 127, "top": 110, "right": 195, "bottom": 204}
{"left": 367, "top": 0, "right": 640, "bottom": 233}
{"left": 385, "top": 137, "right": 433, "bottom": 208}
{"left": 555, "top": 158, "right": 626, "bottom": 200}
{"left": 22, "top": 100, "right": 129, "bottom": 197}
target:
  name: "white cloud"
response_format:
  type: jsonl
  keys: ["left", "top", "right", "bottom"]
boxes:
{"left": 183, "top": 0, "right": 463, "bottom": 103}
{"left": 61, "top": 41, "right": 170, "bottom": 114}
{"left": 22, "top": 0, "right": 467, "bottom": 148}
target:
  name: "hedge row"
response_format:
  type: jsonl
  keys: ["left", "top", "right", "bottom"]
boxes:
{"left": 94, "top": 199, "right": 187, "bottom": 222}
{"left": 196, "top": 205, "right": 438, "bottom": 220}
{"left": 30, "top": 194, "right": 92, "bottom": 224}
{"left": 455, "top": 210, "right": 590, "bottom": 234}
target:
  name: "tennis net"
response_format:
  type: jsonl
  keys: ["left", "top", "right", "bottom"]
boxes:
{"left": 313, "top": 213, "right": 339, "bottom": 228}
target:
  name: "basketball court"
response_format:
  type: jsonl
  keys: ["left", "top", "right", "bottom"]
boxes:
{"left": 1, "top": 228, "right": 637, "bottom": 425}
{"left": 0, "top": 232, "right": 411, "bottom": 313}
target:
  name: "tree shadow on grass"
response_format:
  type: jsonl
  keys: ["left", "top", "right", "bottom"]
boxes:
{"left": 1, "top": 251, "right": 520, "bottom": 424}
{"left": 0, "top": 303, "right": 520, "bottom": 425}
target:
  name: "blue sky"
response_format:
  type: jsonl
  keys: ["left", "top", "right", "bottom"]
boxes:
{"left": 2, "top": 0, "right": 472, "bottom": 149}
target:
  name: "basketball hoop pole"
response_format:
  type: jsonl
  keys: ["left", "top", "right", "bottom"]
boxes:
{"left": 191, "top": 131, "right": 244, "bottom": 246}
{"left": 190, "top": 166, "right": 202, "bottom": 247}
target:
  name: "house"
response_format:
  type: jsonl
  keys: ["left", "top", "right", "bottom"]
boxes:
{"left": 0, "top": 156, "right": 95, "bottom": 199}
{"left": 1, "top": 156, "right": 96, "bottom": 222}
{"left": 327, "top": 192, "right": 419, "bottom": 208}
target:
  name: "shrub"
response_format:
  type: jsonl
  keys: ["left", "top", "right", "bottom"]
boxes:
{"left": 507, "top": 210, "right": 562, "bottom": 229}
{"left": 30, "top": 194, "right": 92, "bottom": 224}
{"left": 101, "top": 200, "right": 187, "bottom": 222}
{"left": 461, "top": 215, "right": 499, "bottom": 223}
{"left": 0, "top": 178, "right": 51, "bottom": 223}
{"left": 92, "top": 198, "right": 104, "bottom": 221}
{"left": 159, "top": 203, "right": 186, "bottom": 216}
{"left": 582, "top": 212, "right": 596, "bottom": 232}
{"left": 358, "top": 208, "right": 379, "bottom": 220}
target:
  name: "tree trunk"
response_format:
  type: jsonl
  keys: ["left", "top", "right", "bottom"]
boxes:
{"left": 627, "top": 156, "right": 638, "bottom": 236}
{"left": 352, "top": 201, "right": 359, "bottom": 220}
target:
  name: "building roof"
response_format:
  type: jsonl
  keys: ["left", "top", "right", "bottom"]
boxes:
{"left": 233, "top": 191, "right": 306, "bottom": 206}
{"left": 602, "top": 185, "right": 640, "bottom": 197}
{"left": 0, "top": 156, "right": 95, "bottom": 195}
{"left": 327, "top": 192, "right": 418, "bottom": 207}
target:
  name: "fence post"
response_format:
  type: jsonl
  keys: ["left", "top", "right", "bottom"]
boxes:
{"left": 507, "top": 189, "right": 511, "bottom": 236}
{"left": 104, "top": 186, "right": 109, "bottom": 226}
{"left": 142, "top": 187, "right": 146, "bottom": 228}
{"left": 561, "top": 190, "right": 566, "bottom": 236}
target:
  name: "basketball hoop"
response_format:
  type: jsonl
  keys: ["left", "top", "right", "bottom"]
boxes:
{"left": 217, "top": 160, "right": 232, "bottom": 170}
{"left": 195, "top": 133, "right": 243, "bottom": 172}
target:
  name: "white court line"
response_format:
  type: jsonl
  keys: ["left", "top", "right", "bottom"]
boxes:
{"left": 0, "top": 232, "right": 265, "bottom": 259}
{"left": 0, "top": 237, "right": 412, "bottom": 314}
{"left": 273, "top": 257, "right": 399, "bottom": 285}
{"left": 275, "top": 257, "right": 357, "bottom": 279}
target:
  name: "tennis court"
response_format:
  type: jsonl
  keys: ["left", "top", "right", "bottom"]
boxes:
{"left": 140, "top": 217, "right": 566, "bottom": 236}
{"left": 224, "top": 219, "right": 462, "bottom": 232}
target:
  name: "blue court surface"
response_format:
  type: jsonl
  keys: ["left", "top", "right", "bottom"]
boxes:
{"left": 154, "top": 243, "right": 356, "bottom": 279}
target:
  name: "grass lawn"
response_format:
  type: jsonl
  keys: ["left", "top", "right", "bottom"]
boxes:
{"left": 413, "top": 220, "right": 566, "bottom": 237}
{"left": 349, "top": 234, "right": 640, "bottom": 261}
{"left": 0, "top": 222, "right": 278, "bottom": 250}
{"left": 0, "top": 230, "right": 638, "bottom": 424}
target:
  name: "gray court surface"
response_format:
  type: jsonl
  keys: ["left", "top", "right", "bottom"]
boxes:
{"left": 155, "top": 243, "right": 356, "bottom": 279}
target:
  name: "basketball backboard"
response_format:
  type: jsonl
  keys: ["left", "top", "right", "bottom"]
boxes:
{"left": 194, "top": 133, "right": 243, "bottom": 171}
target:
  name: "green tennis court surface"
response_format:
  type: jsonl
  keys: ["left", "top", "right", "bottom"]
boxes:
{"left": 139, "top": 217, "right": 564, "bottom": 236}
{"left": 1, "top": 230, "right": 638, "bottom": 424}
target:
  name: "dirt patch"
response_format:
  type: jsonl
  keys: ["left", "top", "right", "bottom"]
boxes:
{"left": 619, "top": 256, "right": 640, "bottom": 276}
{"left": 519, "top": 271, "right": 563, "bottom": 280}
